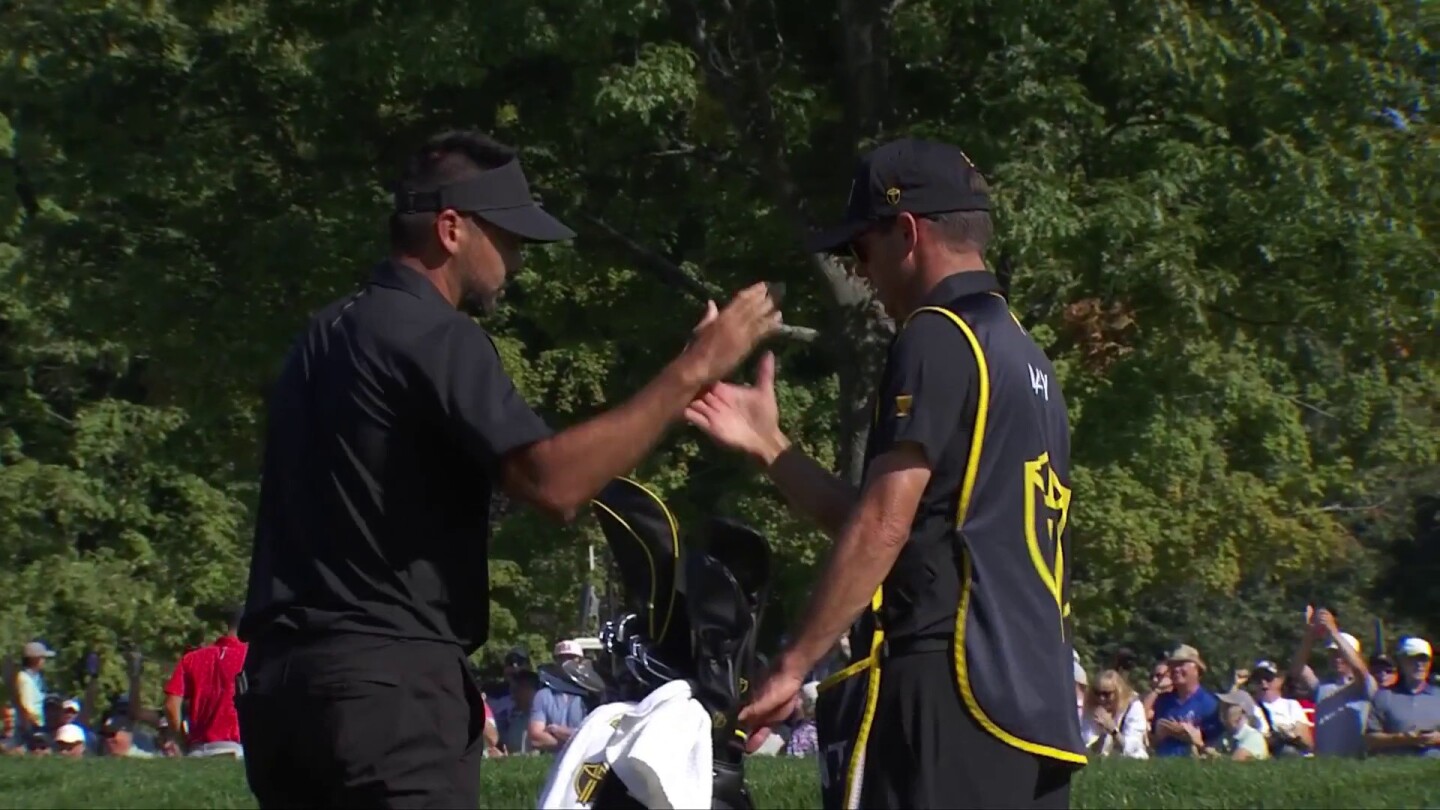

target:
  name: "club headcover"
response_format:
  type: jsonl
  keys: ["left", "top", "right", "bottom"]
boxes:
{"left": 590, "top": 478, "right": 691, "bottom": 665}
{"left": 538, "top": 663, "right": 590, "bottom": 698}
{"left": 698, "top": 516, "right": 771, "bottom": 703}
{"left": 580, "top": 481, "right": 769, "bottom": 810}
{"left": 561, "top": 657, "right": 608, "bottom": 698}
{"left": 685, "top": 517, "right": 773, "bottom": 768}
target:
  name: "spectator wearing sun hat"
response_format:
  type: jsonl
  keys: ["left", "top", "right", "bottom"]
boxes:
{"left": 1150, "top": 643, "right": 1223, "bottom": 757}
{"left": 1200, "top": 690, "right": 1270, "bottom": 761}
{"left": 1366, "top": 637, "right": 1440, "bottom": 758}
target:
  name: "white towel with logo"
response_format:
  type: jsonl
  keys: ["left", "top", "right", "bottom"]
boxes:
{"left": 537, "top": 701, "right": 632, "bottom": 809}
{"left": 537, "top": 680, "right": 713, "bottom": 809}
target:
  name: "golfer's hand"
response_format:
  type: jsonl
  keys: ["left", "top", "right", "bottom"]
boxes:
{"left": 683, "top": 283, "right": 782, "bottom": 386}
{"left": 685, "top": 352, "right": 787, "bottom": 465}
{"left": 738, "top": 669, "right": 803, "bottom": 753}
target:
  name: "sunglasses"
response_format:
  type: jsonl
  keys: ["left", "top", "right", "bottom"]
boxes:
{"left": 1096, "top": 690, "right": 1116, "bottom": 698}
{"left": 1257, "top": 672, "right": 1279, "bottom": 681}
{"left": 846, "top": 216, "right": 907, "bottom": 264}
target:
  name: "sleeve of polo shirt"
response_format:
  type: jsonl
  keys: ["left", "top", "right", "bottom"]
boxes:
{"left": 420, "top": 318, "right": 553, "bottom": 470}
{"left": 867, "top": 311, "right": 978, "bottom": 469}
{"left": 530, "top": 689, "right": 554, "bottom": 726}
{"left": 162, "top": 657, "right": 187, "bottom": 698}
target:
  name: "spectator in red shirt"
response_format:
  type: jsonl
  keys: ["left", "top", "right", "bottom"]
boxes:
{"left": 164, "top": 608, "right": 247, "bottom": 758}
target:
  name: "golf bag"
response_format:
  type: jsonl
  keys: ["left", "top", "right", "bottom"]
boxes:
{"left": 539, "top": 477, "right": 771, "bottom": 810}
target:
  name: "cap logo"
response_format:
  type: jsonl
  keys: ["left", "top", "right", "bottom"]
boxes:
{"left": 885, "top": 187, "right": 901, "bottom": 205}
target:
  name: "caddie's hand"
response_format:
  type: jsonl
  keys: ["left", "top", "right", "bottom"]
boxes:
{"left": 738, "top": 668, "right": 803, "bottom": 753}
{"left": 684, "top": 282, "right": 782, "bottom": 385}
{"left": 685, "top": 352, "right": 787, "bottom": 465}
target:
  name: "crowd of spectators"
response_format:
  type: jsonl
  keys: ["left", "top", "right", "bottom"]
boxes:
{"left": 1074, "top": 608, "right": 1439, "bottom": 761}
{"left": 4, "top": 609, "right": 247, "bottom": 760}
{"left": 7, "top": 605, "right": 1434, "bottom": 767}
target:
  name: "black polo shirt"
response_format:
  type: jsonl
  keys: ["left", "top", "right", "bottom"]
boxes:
{"left": 239, "top": 260, "right": 553, "bottom": 653}
{"left": 863, "top": 270, "right": 995, "bottom": 641}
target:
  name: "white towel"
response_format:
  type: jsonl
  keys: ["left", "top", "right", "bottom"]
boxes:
{"left": 537, "top": 702, "right": 632, "bottom": 809}
{"left": 604, "top": 680, "right": 713, "bottom": 809}
{"left": 537, "top": 680, "right": 713, "bottom": 809}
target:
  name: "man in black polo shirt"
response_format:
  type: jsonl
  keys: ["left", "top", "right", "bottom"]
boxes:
{"left": 236, "top": 130, "right": 781, "bottom": 808}
{"left": 686, "top": 138, "right": 1084, "bottom": 808}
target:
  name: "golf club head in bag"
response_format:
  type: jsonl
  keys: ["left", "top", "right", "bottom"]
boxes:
{"left": 585, "top": 478, "right": 770, "bottom": 810}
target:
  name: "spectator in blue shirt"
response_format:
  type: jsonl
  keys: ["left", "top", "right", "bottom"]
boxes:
{"left": 1150, "top": 644, "right": 1222, "bottom": 757}
{"left": 527, "top": 641, "right": 588, "bottom": 753}
{"left": 1366, "top": 637, "right": 1440, "bottom": 758}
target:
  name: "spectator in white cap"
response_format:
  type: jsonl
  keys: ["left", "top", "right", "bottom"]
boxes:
{"left": 12, "top": 641, "right": 55, "bottom": 738}
{"left": 54, "top": 724, "right": 87, "bottom": 759}
{"left": 1366, "top": 637, "right": 1440, "bottom": 759}
{"left": 56, "top": 698, "right": 97, "bottom": 755}
{"left": 1288, "top": 606, "right": 1375, "bottom": 757}
{"left": 1249, "top": 658, "right": 1312, "bottom": 756}
{"left": 553, "top": 640, "right": 583, "bottom": 664}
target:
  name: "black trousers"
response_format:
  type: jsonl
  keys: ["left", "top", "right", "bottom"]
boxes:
{"left": 237, "top": 632, "right": 485, "bottom": 809}
{"left": 862, "top": 650, "right": 1075, "bottom": 810}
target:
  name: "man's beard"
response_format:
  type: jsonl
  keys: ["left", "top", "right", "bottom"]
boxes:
{"left": 458, "top": 272, "right": 501, "bottom": 317}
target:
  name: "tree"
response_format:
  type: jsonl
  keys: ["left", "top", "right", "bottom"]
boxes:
{"left": 1, "top": 0, "right": 1435, "bottom": 689}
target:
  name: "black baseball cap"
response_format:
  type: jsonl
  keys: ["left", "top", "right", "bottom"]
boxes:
{"left": 100, "top": 713, "right": 132, "bottom": 735}
{"left": 805, "top": 137, "right": 990, "bottom": 255}
{"left": 393, "top": 157, "right": 576, "bottom": 244}
{"left": 503, "top": 648, "right": 531, "bottom": 669}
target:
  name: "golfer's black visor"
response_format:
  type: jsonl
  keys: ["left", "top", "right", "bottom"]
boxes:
{"left": 393, "top": 158, "right": 576, "bottom": 243}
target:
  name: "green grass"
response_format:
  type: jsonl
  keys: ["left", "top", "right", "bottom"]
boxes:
{"left": 0, "top": 755, "right": 1437, "bottom": 808}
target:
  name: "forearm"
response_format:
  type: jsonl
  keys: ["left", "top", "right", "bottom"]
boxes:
{"left": 528, "top": 725, "right": 560, "bottom": 752}
{"left": 1288, "top": 634, "right": 1317, "bottom": 688}
{"left": 1367, "top": 732, "right": 1422, "bottom": 752}
{"left": 507, "top": 358, "right": 704, "bottom": 520}
{"left": 163, "top": 696, "right": 184, "bottom": 737}
{"left": 761, "top": 443, "right": 858, "bottom": 540}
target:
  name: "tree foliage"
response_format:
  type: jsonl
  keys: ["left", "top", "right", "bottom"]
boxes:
{"left": 1, "top": 0, "right": 1436, "bottom": 700}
